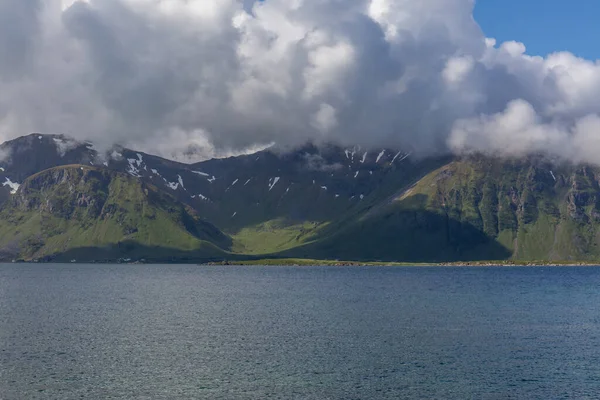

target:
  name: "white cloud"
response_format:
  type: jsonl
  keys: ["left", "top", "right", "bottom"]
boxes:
{"left": 1, "top": 0, "right": 600, "bottom": 163}
{"left": 449, "top": 100, "right": 600, "bottom": 165}
{"left": 311, "top": 103, "right": 338, "bottom": 134}
{"left": 443, "top": 56, "right": 474, "bottom": 85}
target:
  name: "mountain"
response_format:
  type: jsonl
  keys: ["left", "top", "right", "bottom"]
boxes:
{"left": 3, "top": 133, "right": 600, "bottom": 263}
{"left": 289, "top": 155, "right": 600, "bottom": 262}
{"left": 0, "top": 164, "right": 230, "bottom": 262}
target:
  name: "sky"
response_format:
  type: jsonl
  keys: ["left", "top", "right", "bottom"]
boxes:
{"left": 4, "top": 0, "right": 600, "bottom": 165}
{"left": 475, "top": 0, "right": 599, "bottom": 59}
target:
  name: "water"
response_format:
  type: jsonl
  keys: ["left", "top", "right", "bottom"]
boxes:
{"left": 1, "top": 265, "right": 600, "bottom": 399}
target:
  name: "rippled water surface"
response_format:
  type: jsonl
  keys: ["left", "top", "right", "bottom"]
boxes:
{"left": 2, "top": 265, "right": 600, "bottom": 399}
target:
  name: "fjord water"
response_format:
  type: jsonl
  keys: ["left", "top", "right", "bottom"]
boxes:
{"left": 2, "top": 266, "right": 600, "bottom": 399}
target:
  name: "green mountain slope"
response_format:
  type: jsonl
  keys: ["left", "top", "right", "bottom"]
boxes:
{"left": 0, "top": 165, "right": 230, "bottom": 262}
{"left": 288, "top": 156, "right": 600, "bottom": 262}
{"left": 6, "top": 133, "right": 600, "bottom": 263}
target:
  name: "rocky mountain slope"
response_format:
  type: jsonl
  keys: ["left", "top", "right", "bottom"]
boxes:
{"left": 290, "top": 156, "right": 600, "bottom": 262}
{"left": 2, "top": 133, "right": 600, "bottom": 263}
{"left": 0, "top": 164, "right": 229, "bottom": 262}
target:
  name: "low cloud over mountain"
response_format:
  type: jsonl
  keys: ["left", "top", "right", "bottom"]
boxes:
{"left": 2, "top": 0, "right": 600, "bottom": 163}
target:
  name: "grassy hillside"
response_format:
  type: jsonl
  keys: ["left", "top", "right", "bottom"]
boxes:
{"left": 285, "top": 156, "right": 600, "bottom": 262}
{"left": 231, "top": 218, "right": 326, "bottom": 255}
{"left": 0, "top": 165, "right": 230, "bottom": 261}
{"left": 5, "top": 142, "right": 600, "bottom": 263}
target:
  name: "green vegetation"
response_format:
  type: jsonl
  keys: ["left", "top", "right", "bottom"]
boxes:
{"left": 231, "top": 218, "right": 325, "bottom": 254}
{"left": 267, "top": 156, "right": 600, "bottom": 263}
{"left": 0, "top": 166, "right": 229, "bottom": 261}
{"left": 6, "top": 154, "right": 600, "bottom": 264}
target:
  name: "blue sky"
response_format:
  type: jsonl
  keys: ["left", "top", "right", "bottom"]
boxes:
{"left": 474, "top": 0, "right": 599, "bottom": 59}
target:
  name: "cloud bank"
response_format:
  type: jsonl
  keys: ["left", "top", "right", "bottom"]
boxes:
{"left": 2, "top": 0, "right": 600, "bottom": 163}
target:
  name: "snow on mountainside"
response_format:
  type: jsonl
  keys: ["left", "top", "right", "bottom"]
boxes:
{"left": 0, "top": 135, "right": 415, "bottom": 231}
{"left": 7, "top": 133, "right": 600, "bottom": 263}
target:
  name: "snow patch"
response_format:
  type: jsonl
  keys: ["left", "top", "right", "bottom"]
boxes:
{"left": 3, "top": 178, "right": 20, "bottom": 194}
{"left": 376, "top": 150, "right": 386, "bottom": 163}
{"left": 226, "top": 179, "right": 239, "bottom": 192}
{"left": 360, "top": 194, "right": 365, "bottom": 200}
{"left": 167, "top": 181, "right": 180, "bottom": 190}
{"left": 396, "top": 152, "right": 412, "bottom": 163}
{"left": 321, "top": 186, "right": 328, "bottom": 190}
{"left": 354, "top": 171, "right": 359, "bottom": 178}
{"left": 126, "top": 158, "right": 141, "bottom": 177}
{"left": 192, "top": 194, "right": 209, "bottom": 201}
{"left": 103, "top": 162, "right": 109, "bottom": 167}
{"left": 232, "top": 212, "right": 237, "bottom": 218}
{"left": 335, "top": 194, "right": 340, "bottom": 198}
{"left": 268, "top": 177, "right": 280, "bottom": 191}
{"left": 164, "top": 174, "right": 185, "bottom": 191}
{"left": 38, "top": 136, "right": 42, "bottom": 140}
{"left": 207, "top": 176, "right": 216, "bottom": 183}
{"left": 344, "top": 150, "right": 351, "bottom": 159}
{"left": 151, "top": 169, "right": 160, "bottom": 176}
{"left": 244, "top": 178, "right": 252, "bottom": 186}
{"left": 361, "top": 152, "right": 367, "bottom": 163}
{"left": 192, "top": 171, "right": 209, "bottom": 177}
{"left": 0, "top": 167, "right": 5, "bottom": 172}
{"left": 111, "top": 150, "right": 123, "bottom": 159}
{"left": 550, "top": 171, "right": 556, "bottom": 181}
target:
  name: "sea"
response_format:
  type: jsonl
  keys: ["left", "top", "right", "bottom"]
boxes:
{"left": 1, "top": 264, "right": 600, "bottom": 399}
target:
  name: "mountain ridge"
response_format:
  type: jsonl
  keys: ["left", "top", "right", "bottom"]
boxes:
{"left": 3, "top": 133, "right": 600, "bottom": 263}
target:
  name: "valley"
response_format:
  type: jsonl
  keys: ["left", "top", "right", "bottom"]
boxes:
{"left": 2, "top": 134, "right": 600, "bottom": 263}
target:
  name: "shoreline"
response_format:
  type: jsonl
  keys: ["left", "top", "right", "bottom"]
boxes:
{"left": 5, "top": 258, "right": 600, "bottom": 267}
{"left": 200, "top": 259, "right": 600, "bottom": 267}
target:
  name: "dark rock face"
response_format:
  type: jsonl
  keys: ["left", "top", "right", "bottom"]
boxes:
{"left": 13, "top": 167, "right": 111, "bottom": 220}
{"left": 0, "top": 134, "right": 99, "bottom": 181}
